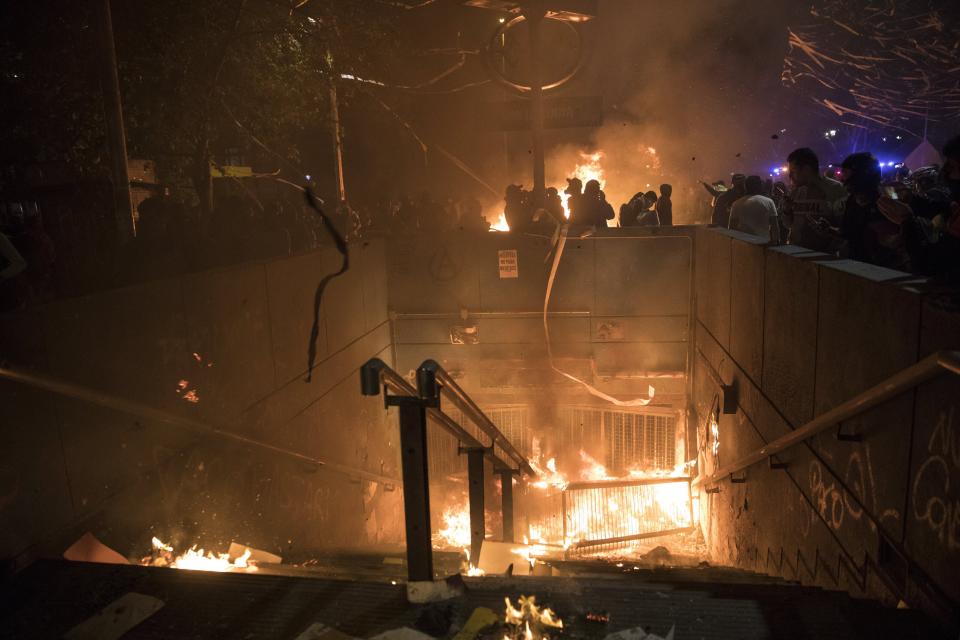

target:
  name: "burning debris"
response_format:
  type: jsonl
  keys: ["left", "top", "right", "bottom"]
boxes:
{"left": 142, "top": 537, "right": 261, "bottom": 572}
{"left": 525, "top": 450, "right": 694, "bottom": 551}
{"left": 175, "top": 378, "right": 200, "bottom": 403}
{"left": 504, "top": 596, "right": 563, "bottom": 640}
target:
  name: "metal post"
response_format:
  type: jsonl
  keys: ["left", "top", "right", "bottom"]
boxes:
{"left": 467, "top": 448, "right": 486, "bottom": 566}
{"left": 93, "top": 0, "right": 134, "bottom": 241}
{"left": 523, "top": 3, "right": 547, "bottom": 202}
{"left": 396, "top": 400, "right": 434, "bottom": 581}
{"left": 499, "top": 469, "right": 514, "bottom": 543}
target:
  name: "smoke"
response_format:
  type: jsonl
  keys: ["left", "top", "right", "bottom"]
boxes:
{"left": 537, "top": 0, "right": 797, "bottom": 224}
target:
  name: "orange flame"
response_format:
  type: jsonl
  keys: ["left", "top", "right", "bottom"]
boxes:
{"left": 145, "top": 537, "right": 257, "bottom": 572}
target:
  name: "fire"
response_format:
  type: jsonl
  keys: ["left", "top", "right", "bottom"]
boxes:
{"left": 503, "top": 596, "right": 563, "bottom": 640}
{"left": 530, "top": 457, "right": 568, "bottom": 490}
{"left": 578, "top": 450, "right": 612, "bottom": 481}
{"left": 144, "top": 537, "right": 257, "bottom": 572}
{"left": 435, "top": 503, "right": 489, "bottom": 576}
{"left": 490, "top": 211, "right": 510, "bottom": 232}
{"left": 524, "top": 452, "right": 694, "bottom": 551}
{"left": 435, "top": 505, "right": 472, "bottom": 550}
{"left": 559, "top": 151, "right": 606, "bottom": 219}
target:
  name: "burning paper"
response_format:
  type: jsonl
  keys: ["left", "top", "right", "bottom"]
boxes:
{"left": 142, "top": 537, "right": 258, "bottom": 573}
{"left": 503, "top": 596, "right": 563, "bottom": 640}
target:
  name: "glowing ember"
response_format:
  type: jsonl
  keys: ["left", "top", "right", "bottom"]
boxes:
{"left": 503, "top": 596, "right": 563, "bottom": 640}
{"left": 466, "top": 564, "right": 486, "bottom": 576}
{"left": 144, "top": 537, "right": 257, "bottom": 572}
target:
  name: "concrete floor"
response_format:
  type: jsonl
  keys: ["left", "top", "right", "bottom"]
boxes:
{"left": 1, "top": 555, "right": 948, "bottom": 639}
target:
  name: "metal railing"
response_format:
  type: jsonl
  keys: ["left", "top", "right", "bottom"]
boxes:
{"left": 360, "top": 358, "right": 536, "bottom": 581}
{"left": 692, "top": 349, "right": 960, "bottom": 623}
{"left": 694, "top": 350, "right": 960, "bottom": 488}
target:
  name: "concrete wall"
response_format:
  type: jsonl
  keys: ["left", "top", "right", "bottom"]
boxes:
{"left": 387, "top": 228, "right": 694, "bottom": 412}
{"left": 692, "top": 227, "right": 960, "bottom": 624}
{"left": 0, "top": 240, "right": 402, "bottom": 570}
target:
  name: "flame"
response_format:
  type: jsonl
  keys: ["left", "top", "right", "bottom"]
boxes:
{"left": 145, "top": 537, "right": 257, "bottom": 572}
{"left": 530, "top": 457, "right": 568, "bottom": 490}
{"left": 490, "top": 211, "right": 510, "bottom": 232}
{"left": 435, "top": 505, "right": 472, "bottom": 550}
{"left": 503, "top": 596, "right": 564, "bottom": 640}
{"left": 578, "top": 450, "right": 612, "bottom": 481}
{"left": 559, "top": 151, "right": 606, "bottom": 219}
{"left": 466, "top": 564, "right": 486, "bottom": 576}
{"left": 524, "top": 453, "right": 693, "bottom": 550}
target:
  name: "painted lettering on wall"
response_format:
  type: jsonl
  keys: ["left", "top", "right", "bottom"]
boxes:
{"left": 912, "top": 405, "right": 960, "bottom": 551}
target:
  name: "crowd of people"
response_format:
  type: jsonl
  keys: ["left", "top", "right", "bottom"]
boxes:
{"left": 492, "top": 178, "right": 675, "bottom": 233}
{"left": 3, "top": 136, "right": 959, "bottom": 310}
{"left": 705, "top": 137, "right": 960, "bottom": 282}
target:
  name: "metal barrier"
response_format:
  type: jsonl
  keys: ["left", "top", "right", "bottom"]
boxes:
{"left": 564, "top": 477, "right": 694, "bottom": 550}
{"left": 520, "top": 476, "right": 694, "bottom": 552}
{"left": 360, "top": 358, "right": 535, "bottom": 581}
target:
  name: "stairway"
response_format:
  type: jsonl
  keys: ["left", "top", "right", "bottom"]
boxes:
{"left": 0, "top": 558, "right": 948, "bottom": 639}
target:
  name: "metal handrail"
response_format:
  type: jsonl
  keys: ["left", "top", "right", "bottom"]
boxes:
{"left": 417, "top": 359, "right": 535, "bottom": 476}
{"left": 361, "top": 358, "right": 526, "bottom": 473}
{"left": 695, "top": 349, "right": 960, "bottom": 487}
{"left": 361, "top": 357, "right": 536, "bottom": 576}
{"left": 0, "top": 365, "right": 401, "bottom": 486}
{"left": 363, "top": 357, "right": 490, "bottom": 451}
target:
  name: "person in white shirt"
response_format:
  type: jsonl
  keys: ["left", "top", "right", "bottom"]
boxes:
{"left": 728, "top": 175, "right": 781, "bottom": 243}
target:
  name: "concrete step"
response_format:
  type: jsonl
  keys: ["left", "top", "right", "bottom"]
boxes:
{"left": 0, "top": 559, "right": 949, "bottom": 640}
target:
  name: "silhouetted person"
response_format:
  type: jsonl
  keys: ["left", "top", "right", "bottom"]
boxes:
{"left": 635, "top": 191, "right": 660, "bottom": 226}
{"left": 655, "top": 184, "right": 673, "bottom": 226}
{"left": 620, "top": 191, "right": 655, "bottom": 227}
{"left": 542, "top": 187, "right": 565, "bottom": 224}
{"left": 839, "top": 152, "right": 907, "bottom": 270}
{"left": 581, "top": 180, "right": 614, "bottom": 228}
{"left": 712, "top": 174, "right": 745, "bottom": 227}
{"left": 729, "top": 175, "right": 780, "bottom": 243}
{"left": 565, "top": 178, "right": 586, "bottom": 225}
{"left": 504, "top": 184, "right": 531, "bottom": 232}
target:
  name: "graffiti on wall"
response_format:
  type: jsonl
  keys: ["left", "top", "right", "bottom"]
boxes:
{"left": 912, "top": 404, "right": 960, "bottom": 551}
{"left": 806, "top": 443, "right": 900, "bottom": 535}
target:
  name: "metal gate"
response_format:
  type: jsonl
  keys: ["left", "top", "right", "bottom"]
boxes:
{"left": 562, "top": 477, "right": 693, "bottom": 550}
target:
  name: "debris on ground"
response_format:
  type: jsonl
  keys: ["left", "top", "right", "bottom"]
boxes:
{"left": 451, "top": 607, "right": 499, "bottom": 640}
{"left": 368, "top": 627, "right": 437, "bottom": 640}
{"left": 295, "top": 623, "right": 359, "bottom": 640}
{"left": 603, "top": 626, "right": 675, "bottom": 640}
{"left": 63, "top": 532, "right": 129, "bottom": 565}
{"left": 63, "top": 592, "right": 163, "bottom": 640}
{"left": 414, "top": 602, "right": 454, "bottom": 637}
{"left": 226, "top": 542, "right": 281, "bottom": 565}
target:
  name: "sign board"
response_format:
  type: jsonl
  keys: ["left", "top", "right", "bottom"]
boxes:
{"left": 486, "top": 95, "right": 603, "bottom": 131}
{"left": 498, "top": 250, "right": 519, "bottom": 279}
